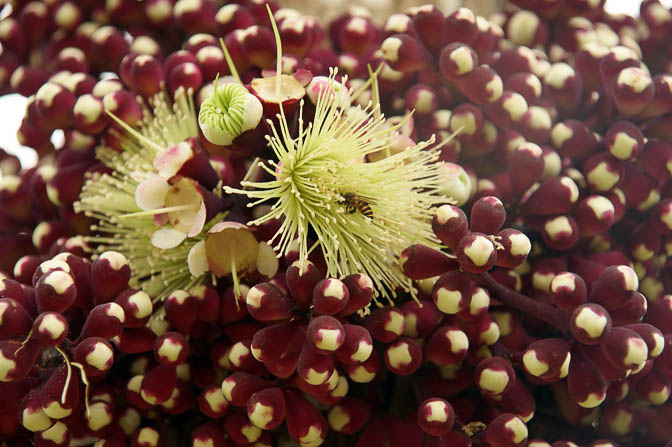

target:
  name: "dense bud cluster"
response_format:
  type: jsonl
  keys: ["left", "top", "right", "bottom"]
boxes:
{"left": 2, "top": 0, "right": 672, "bottom": 446}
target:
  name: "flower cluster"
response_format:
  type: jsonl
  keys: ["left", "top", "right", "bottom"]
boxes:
{"left": 1, "top": 0, "right": 672, "bottom": 446}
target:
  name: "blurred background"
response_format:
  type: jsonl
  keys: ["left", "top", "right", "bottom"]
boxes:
{"left": 0, "top": 0, "right": 664, "bottom": 169}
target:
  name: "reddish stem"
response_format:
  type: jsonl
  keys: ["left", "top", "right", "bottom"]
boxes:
{"left": 478, "top": 272, "right": 570, "bottom": 334}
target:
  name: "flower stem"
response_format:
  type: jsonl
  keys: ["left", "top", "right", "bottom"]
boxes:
{"left": 478, "top": 272, "right": 570, "bottom": 333}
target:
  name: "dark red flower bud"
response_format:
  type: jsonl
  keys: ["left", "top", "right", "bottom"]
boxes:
{"left": 521, "top": 338, "right": 571, "bottom": 382}
{"left": 456, "top": 232, "right": 497, "bottom": 273}
{"left": 91, "top": 251, "right": 131, "bottom": 304}
{"left": 366, "top": 307, "right": 406, "bottom": 343}
{"left": 247, "top": 386, "right": 285, "bottom": 430}
{"left": 285, "top": 260, "right": 323, "bottom": 309}
{"left": 307, "top": 315, "right": 345, "bottom": 354}
{"left": 475, "top": 357, "right": 516, "bottom": 396}
{"left": 400, "top": 244, "right": 459, "bottom": 280}
{"left": 381, "top": 34, "right": 433, "bottom": 73}
{"left": 482, "top": 413, "right": 528, "bottom": 447}
{"left": 417, "top": 398, "right": 455, "bottom": 436}
{"left": 384, "top": 338, "right": 422, "bottom": 376}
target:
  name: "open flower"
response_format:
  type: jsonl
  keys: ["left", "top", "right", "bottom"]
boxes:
{"left": 135, "top": 174, "right": 222, "bottom": 248}
{"left": 76, "top": 88, "right": 225, "bottom": 299}
{"left": 226, "top": 71, "right": 454, "bottom": 303}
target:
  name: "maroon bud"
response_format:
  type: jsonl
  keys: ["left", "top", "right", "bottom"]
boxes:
{"left": 442, "top": 8, "right": 478, "bottom": 46}
{"left": 521, "top": 176, "right": 579, "bottom": 215}
{"left": 33, "top": 421, "right": 70, "bottom": 446}
{"left": 384, "top": 338, "right": 422, "bottom": 376}
{"left": 543, "top": 63, "right": 582, "bottom": 114}
{"left": 40, "top": 364, "right": 80, "bottom": 419}
{"left": 641, "top": 73, "right": 672, "bottom": 118}
{"left": 0, "top": 298, "right": 32, "bottom": 337}
{"left": 621, "top": 163, "right": 661, "bottom": 211}
{"left": 651, "top": 199, "right": 672, "bottom": 234}
{"left": 497, "top": 378, "right": 536, "bottom": 423}
{"left": 75, "top": 94, "right": 108, "bottom": 135}
{"left": 576, "top": 195, "right": 615, "bottom": 236}
{"left": 131, "top": 427, "right": 162, "bottom": 447}
{"left": 417, "top": 398, "right": 455, "bottom": 436}
{"left": 570, "top": 303, "right": 612, "bottom": 345}
{"left": 399, "top": 244, "right": 458, "bottom": 280}
{"left": 425, "top": 326, "right": 469, "bottom": 365}
{"left": 550, "top": 272, "right": 587, "bottom": 311}
{"left": 601, "top": 327, "right": 648, "bottom": 373}
{"left": 431, "top": 205, "right": 468, "bottom": 250}
{"left": 154, "top": 332, "right": 189, "bottom": 367}
{"left": 344, "top": 349, "right": 380, "bottom": 383}
{"left": 645, "top": 294, "right": 672, "bottom": 332}
{"left": 366, "top": 307, "right": 406, "bottom": 342}
{"left": 284, "top": 389, "right": 327, "bottom": 447}
{"left": 495, "top": 229, "right": 531, "bottom": 269}
{"left": 115, "top": 289, "right": 153, "bottom": 328}
{"left": 327, "top": 397, "right": 371, "bottom": 434}
{"left": 19, "top": 388, "right": 52, "bottom": 432}
{"left": 247, "top": 387, "right": 285, "bottom": 430}
{"left": 381, "top": 34, "right": 433, "bottom": 73}
{"left": 518, "top": 105, "right": 553, "bottom": 144}
{"left": 337, "top": 273, "right": 373, "bottom": 317}
{"left": 129, "top": 55, "right": 164, "bottom": 97}
{"left": 312, "top": 278, "right": 349, "bottom": 315}
{"left": 456, "top": 232, "right": 497, "bottom": 273}
{"left": 140, "top": 365, "right": 177, "bottom": 405}
{"left": 90, "top": 26, "right": 130, "bottom": 72}
{"left": 591, "top": 265, "right": 638, "bottom": 310}
{"left": 521, "top": 338, "right": 571, "bottom": 382}
{"left": 507, "top": 142, "right": 544, "bottom": 195}
{"left": 505, "top": 72, "right": 542, "bottom": 104}
{"left": 168, "top": 62, "right": 203, "bottom": 97}
{"left": 598, "top": 403, "right": 636, "bottom": 438}
{"left": 612, "top": 67, "right": 654, "bottom": 117}
{"left": 605, "top": 121, "right": 644, "bottom": 160}
{"left": 32, "top": 312, "right": 68, "bottom": 347}
{"left": 297, "top": 343, "right": 334, "bottom": 385}
{"left": 35, "top": 82, "right": 75, "bottom": 129}
{"left": 240, "top": 25, "right": 277, "bottom": 69}
{"left": 73, "top": 337, "right": 114, "bottom": 377}
{"left": 483, "top": 413, "right": 528, "bottom": 447}
{"left": 307, "top": 315, "right": 345, "bottom": 354}
{"left": 457, "top": 66, "right": 503, "bottom": 105}
{"left": 228, "top": 340, "right": 263, "bottom": 374}
{"left": 637, "top": 369, "right": 671, "bottom": 405}
{"left": 250, "top": 320, "right": 299, "bottom": 363}
{"left": 34, "top": 270, "right": 76, "bottom": 313}
{"left": 431, "top": 270, "right": 472, "bottom": 315}
{"left": 198, "top": 385, "right": 230, "bottom": 419}
{"left": 567, "top": 345, "right": 607, "bottom": 408}
{"left": 91, "top": 251, "right": 131, "bottom": 304}
{"left": 77, "top": 302, "right": 126, "bottom": 341}
{"left": 245, "top": 282, "right": 294, "bottom": 321}
{"left": 221, "top": 371, "right": 271, "bottom": 407}
{"left": 400, "top": 299, "right": 440, "bottom": 338}
{"left": 439, "top": 43, "right": 478, "bottom": 83}
{"left": 215, "top": 4, "right": 255, "bottom": 35}
{"left": 541, "top": 215, "right": 580, "bottom": 251}
{"left": 102, "top": 90, "right": 143, "bottom": 128}
{"left": 336, "top": 324, "right": 373, "bottom": 366}
{"left": 114, "top": 327, "right": 156, "bottom": 354}
{"left": 475, "top": 357, "right": 516, "bottom": 396}
{"left": 471, "top": 196, "right": 506, "bottom": 235}
{"left": 338, "top": 16, "right": 376, "bottom": 56}
{"left": 550, "top": 120, "right": 600, "bottom": 159}
{"left": 164, "top": 290, "right": 198, "bottom": 333}
{"left": 173, "top": 0, "right": 216, "bottom": 33}
{"left": 285, "top": 260, "right": 323, "bottom": 309}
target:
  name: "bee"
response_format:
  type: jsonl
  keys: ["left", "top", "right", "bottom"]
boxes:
{"left": 340, "top": 192, "right": 374, "bottom": 220}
